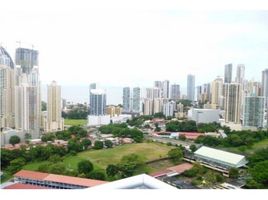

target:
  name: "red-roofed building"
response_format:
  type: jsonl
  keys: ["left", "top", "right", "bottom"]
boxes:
{"left": 150, "top": 163, "right": 193, "bottom": 178}
{"left": 4, "top": 183, "right": 48, "bottom": 189}
{"left": 12, "top": 170, "right": 107, "bottom": 189}
{"left": 44, "top": 174, "right": 106, "bottom": 187}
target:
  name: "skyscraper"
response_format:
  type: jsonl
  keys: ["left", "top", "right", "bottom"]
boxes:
{"left": 132, "top": 87, "right": 141, "bottom": 113}
{"left": 170, "top": 84, "right": 180, "bottom": 100}
{"left": 15, "top": 48, "right": 38, "bottom": 74}
{"left": 123, "top": 87, "right": 130, "bottom": 112}
{"left": 143, "top": 98, "right": 153, "bottom": 115}
{"left": 89, "top": 83, "right": 96, "bottom": 90}
{"left": 261, "top": 69, "right": 268, "bottom": 98}
{"left": 153, "top": 98, "right": 163, "bottom": 114}
{"left": 187, "top": 74, "right": 195, "bottom": 101}
{"left": 211, "top": 77, "right": 223, "bottom": 109}
{"left": 224, "top": 64, "right": 232, "bottom": 83}
{"left": 14, "top": 47, "right": 41, "bottom": 138}
{"left": 163, "top": 101, "right": 176, "bottom": 117}
{"left": 162, "top": 80, "right": 170, "bottom": 99}
{"left": 47, "top": 81, "right": 63, "bottom": 132}
{"left": 224, "top": 83, "right": 242, "bottom": 124}
{"left": 89, "top": 89, "right": 106, "bottom": 116}
{"left": 243, "top": 96, "right": 264, "bottom": 128}
{"left": 0, "top": 46, "right": 15, "bottom": 129}
{"left": 235, "top": 64, "right": 245, "bottom": 84}
{"left": 146, "top": 88, "right": 161, "bottom": 99}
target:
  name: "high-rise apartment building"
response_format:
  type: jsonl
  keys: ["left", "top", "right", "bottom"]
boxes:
{"left": 235, "top": 64, "right": 245, "bottom": 84}
{"left": 261, "top": 69, "right": 268, "bottom": 97}
{"left": 211, "top": 77, "right": 223, "bottom": 109}
{"left": 89, "top": 89, "right": 106, "bottom": 116}
{"left": 243, "top": 96, "right": 265, "bottom": 128}
{"left": 224, "top": 64, "right": 233, "bottom": 83}
{"left": 224, "top": 83, "right": 242, "bottom": 124}
{"left": 132, "top": 87, "right": 141, "bottom": 113}
{"left": 153, "top": 98, "right": 163, "bottom": 114}
{"left": 162, "top": 80, "right": 170, "bottom": 99}
{"left": 187, "top": 74, "right": 195, "bottom": 101}
{"left": 15, "top": 48, "right": 38, "bottom": 74}
{"left": 170, "top": 84, "right": 180, "bottom": 100}
{"left": 46, "top": 81, "right": 63, "bottom": 132}
{"left": 163, "top": 101, "right": 176, "bottom": 117}
{"left": 146, "top": 88, "right": 161, "bottom": 99}
{"left": 14, "top": 47, "right": 41, "bottom": 138}
{"left": 123, "top": 87, "right": 130, "bottom": 112}
{"left": 143, "top": 98, "right": 153, "bottom": 115}
{"left": 0, "top": 46, "right": 15, "bottom": 129}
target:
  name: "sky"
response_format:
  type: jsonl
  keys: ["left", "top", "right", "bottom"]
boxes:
{"left": 1, "top": 0, "right": 268, "bottom": 103}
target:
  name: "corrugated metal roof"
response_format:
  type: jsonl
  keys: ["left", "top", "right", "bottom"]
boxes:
{"left": 194, "top": 146, "right": 246, "bottom": 166}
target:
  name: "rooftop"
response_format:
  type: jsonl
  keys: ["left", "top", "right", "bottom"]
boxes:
{"left": 89, "top": 174, "right": 176, "bottom": 189}
{"left": 194, "top": 146, "right": 247, "bottom": 167}
{"left": 4, "top": 183, "right": 48, "bottom": 189}
{"left": 14, "top": 170, "right": 107, "bottom": 187}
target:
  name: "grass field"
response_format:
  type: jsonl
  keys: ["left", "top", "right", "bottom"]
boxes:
{"left": 64, "top": 119, "right": 87, "bottom": 126}
{"left": 23, "top": 143, "right": 174, "bottom": 172}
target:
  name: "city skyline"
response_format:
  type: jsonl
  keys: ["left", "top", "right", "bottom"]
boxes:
{"left": 1, "top": 2, "right": 268, "bottom": 88}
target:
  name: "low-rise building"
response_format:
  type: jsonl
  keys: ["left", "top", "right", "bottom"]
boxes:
{"left": 194, "top": 146, "right": 248, "bottom": 170}
{"left": 5, "top": 170, "right": 107, "bottom": 189}
{"left": 188, "top": 108, "right": 220, "bottom": 123}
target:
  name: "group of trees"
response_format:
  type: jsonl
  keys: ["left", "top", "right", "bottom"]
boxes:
{"left": 166, "top": 121, "right": 224, "bottom": 133}
{"left": 182, "top": 163, "right": 224, "bottom": 187}
{"left": 99, "top": 123, "right": 144, "bottom": 143}
{"left": 166, "top": 120, "right": 198, "bottom": 132}
{"left": 106, "top": 154, "right": 146, "bottom": 180}
{"left": 245, "top": 148, "right": 268, "bottom": 188}
{"left": 62, "top": 104, "right": 88, "bottom": 119}
{"left": 1, "top": 144, "right": 68, "bottom": 174}
{"left": 168, "top": 148, "right": 183, "bottom": 164}
{"left": 41, "top": 126, "right": 88, "bottom": 143}
{"left": 195, "top": 130, "right": 268, "bottom": 149}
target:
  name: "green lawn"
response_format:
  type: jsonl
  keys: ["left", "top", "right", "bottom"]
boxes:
{"left": 23, "top": 143, "right": 173, "bottom": 172}
{"left": 64, "top": 119, "right": 87, "bottom": 126}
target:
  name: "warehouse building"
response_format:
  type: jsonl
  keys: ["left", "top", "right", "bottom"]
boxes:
{"left": 194, "top": 146, "right": 248, "bottom": 170}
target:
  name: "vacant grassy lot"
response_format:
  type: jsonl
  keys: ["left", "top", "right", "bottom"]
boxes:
{"left": 23, "top": 143, "right": 174, "bottom": 172}
{"left": 64, "top": 119, "right": 87, "bottom": 126}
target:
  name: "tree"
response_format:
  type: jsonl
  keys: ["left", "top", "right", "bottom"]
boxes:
{"left": 229, "top": 168, "right": 239, "bottom": 179}
{"left": 48, "top": 155, "right": 63, "bottom": 163}
{"left": 179, "top": 134, "right": 186, "bottom": 141}
{"left": 78, "top": 160, "right": 94, "bottom": 175}
{"left": 41, "top": 101, "right": 47, "bottom": 111}
{"left": 106, "top": 164, "right": 119, "bottom": 177}
{"left": 168, "top": 148, "right": 183, "bottom": 164}
{"left": 9, "top": 135, "right": 21, "bottom": 146}
{"left": 94, "top": 140, "right": 104, "bottom": 149}
{"left": 67, "top": 139, "right": 83, "bottom": 152}
{"left": 190, "top": 144, "right": 197, "bottom": 152}
{"left": 41, "top": 133, "right": 56, "bottom": 142}
{"left": 88, "top": 170, "right": 106, "bottom": 180}
{"left": 49, "top": 163, "right": 66, "bottom": 174}
{"left": 24, "top": 133, "right": 32, "bottom": 142}
{"left": 249, "top": 160, "right": 268, "bottom": 186}
{"left": 7, "top": 158, "right": 26, "bottom": 174}
{"left": 104, "top": 140, "right": 113, "bottom": 148}
{"left": 81, "top": 138, "right": 92, "bottom": 150}
{"left": 117, "top": 154, "right": 146, "bottom": 178}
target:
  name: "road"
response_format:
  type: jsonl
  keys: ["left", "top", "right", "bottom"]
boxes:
{"left": 145, "top": 135, "right": 193, "bottom": 147}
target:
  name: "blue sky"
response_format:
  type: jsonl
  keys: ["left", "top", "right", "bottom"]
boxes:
{"left": 1, "top": 1, "right": 268, "bottom": 91}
